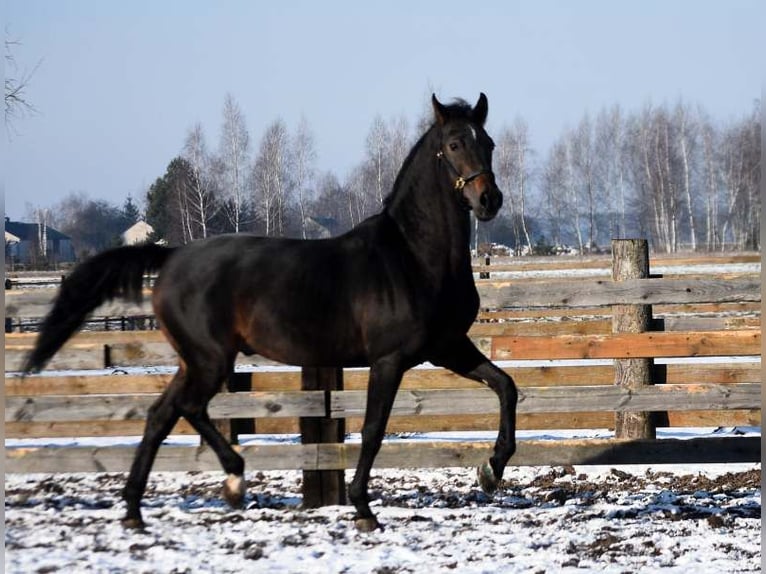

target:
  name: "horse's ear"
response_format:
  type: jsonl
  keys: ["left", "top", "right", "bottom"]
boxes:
{"left": 473, "top": 93, "right": 489, "bottom": 126}
{"left": 432, "top": 94, "right": 448, "bottom": 126}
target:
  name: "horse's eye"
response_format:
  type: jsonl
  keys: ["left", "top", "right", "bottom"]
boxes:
{"left": 449, "top": 142, "right": 459, "bottom": 152}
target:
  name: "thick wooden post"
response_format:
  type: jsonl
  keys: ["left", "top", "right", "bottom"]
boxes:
{"left": 611, "top": 239, "right": 656, "bottom": 439}
{"left": 300, "top": 367, "right": 346, "bottom": 507}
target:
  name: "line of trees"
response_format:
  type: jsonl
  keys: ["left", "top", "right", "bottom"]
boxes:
{"left": 538, "top": 101, "right": 760, "bottom": 254}
{"left": 140, "top": 95, "right": 417, "bottom": 247}
{"left": 28, "top": 94, "right": 761, "bottom": 257}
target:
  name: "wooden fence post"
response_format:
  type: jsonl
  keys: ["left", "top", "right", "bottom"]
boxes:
{"left": 479, "top": 254, "right": 490, "bottom": 279}
{"left": 611, "top": 239, "right": 656, "bottom": 439}
{"left": 300, "top": 367, "right": 346, "bottom": 507}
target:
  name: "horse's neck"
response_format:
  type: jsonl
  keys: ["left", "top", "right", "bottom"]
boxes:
{"left": 385, "top": 147, "right": 473, "bottom": 282}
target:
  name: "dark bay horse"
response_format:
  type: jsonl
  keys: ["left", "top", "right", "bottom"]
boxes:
{"left": 23, "top": 93, "right": 518, "bottom": 532}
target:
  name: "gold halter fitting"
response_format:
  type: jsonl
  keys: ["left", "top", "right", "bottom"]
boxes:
{"left": 436, "top": 149, "right": 488, "bottom": 192}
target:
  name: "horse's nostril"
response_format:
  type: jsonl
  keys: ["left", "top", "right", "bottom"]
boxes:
{"left": 480, "top": 192, "right": 490, "bottom": 209}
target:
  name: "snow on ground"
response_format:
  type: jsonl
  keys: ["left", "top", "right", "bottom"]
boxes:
{"left": 5, "top": 432, "right": 761, "bottom": 573}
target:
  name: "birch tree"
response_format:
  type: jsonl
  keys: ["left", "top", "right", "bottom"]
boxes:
{"left": 674, "top": 101, "right": 698, "bottom": 250}
{"left": 218, "top": 93, "right": 250, "bottom": 233}
{"left": 495, "top": 119, "right": 533, "bottom": 254}
{"left": 594, "top": 105, "right": 629, "bottom": 238}
{"left": 571, "top": 114, "right": 600, "bottom": 251}
{"left": 182, "top": 123, "right": 217, "bottom": 239}
{"left": 363, "top": 114, "right": 411, "bottom": 208}
{"left": 699, "top": 114, "right": 722, "bottom": 250}
{"left": 365, "top": 115, "right": 389, "bottom": 206}
{"left": 291, "top": 116, "right": 317, "bottom": 238}
{"left": 720, "top": 106, "right": 761, "bottom": 250}
{"left": 539, "top": 144, "right": 566, "bottom": 248}
{"left": 253, "top": 119, "right": 290, "bottom": 237}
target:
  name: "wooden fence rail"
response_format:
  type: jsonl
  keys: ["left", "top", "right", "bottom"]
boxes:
{"left": 6, "top": 383, "right": 760, "bottom": 425}
{"left": 4, "top": 330, "right": 760, "bottom": 372}
{"left": 5, "top": 274, "right": 760, "bottom": 321}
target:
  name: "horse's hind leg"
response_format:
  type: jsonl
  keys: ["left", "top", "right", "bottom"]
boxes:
{"left": 179, "top": 385, "right": 246, "bottom": 507}
{"left": 170, "top": 339, "right": 246, "bottom": 507}
{"left": 122, "top": 371, "right": 184, "bottom": 529}
{"left": 122, "top": 357, "right": 245, "bottom": 528}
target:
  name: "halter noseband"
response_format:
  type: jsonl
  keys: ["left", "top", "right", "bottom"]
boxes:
{"left": 436, "top": 149, "right": 491, "bottom": 191}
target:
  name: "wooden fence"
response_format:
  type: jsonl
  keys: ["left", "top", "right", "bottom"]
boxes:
{"left": 5, "top": 244, "right": 761, "bottom": 505}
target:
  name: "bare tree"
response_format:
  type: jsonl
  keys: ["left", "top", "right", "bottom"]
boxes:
{"left": 540, "top": 133, "right": 584, "bottom": 253}
{"left": 387, "top": 114, "right": 411, "bottom": 182}
{"left": 362, "top": 114, "right": 411, "bottom": 209}
{"left": 4, "top": 34, "right": 41, "bottom": 133}
{"left": 311, "top": 171, "right": 349, "bottom": 235}
{"left": 562, "top": 134, "right": 585, "bottom": 253}
{"left": 594, "top": 105, "right": 630, "bottom": 239}
{"left": 344, "top": 164, "right": 375, "bottom": 228}
{"left": 676, "top": 103, "right": 697, "bottom": 250}
{"left": 365, "top": 115, "right": 389, "bottom": 206}
{"left": 218, "top": 93, "right": 250, "bottom": 233}
{"left": 719, "top": 105, "right": 761, "bottom": 250}
{"left": 539, "top": 143, "right": 566, "bottom": 248}
{"left": 570, "top": 114, "right": 602, "bottom": 252}
{"left": 291, "top": 116, "right": 317, "bottom": 238}
{"left": 626, "top": 104, "right": 673, "bottom": 253}
{"left": 495, "top": 119, "right": 533, "bottom": 253}
{"left": 699, "top": 112, "right": 722, "bottom": 250}
{"left": 182, "top": 123, "right": 218, "bottom": 239}
{"left": 252, "top": 119, "right": 290, "bottom": 236}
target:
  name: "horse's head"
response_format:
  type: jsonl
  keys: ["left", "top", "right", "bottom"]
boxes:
{"left": 432, "top": 93, "right": 503, "bottom": 221}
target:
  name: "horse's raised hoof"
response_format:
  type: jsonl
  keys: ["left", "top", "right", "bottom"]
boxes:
{"left": 477, "top": 461, "right": 499, "bottom": 494}
{"left": 121, "top": 516, "right": 146, "bottom": 530}
{"left": 354, "top": 516, "right": 382, "bottom": 532}
{"left": 222, "top": 474, "right": 247, "bottom": 508}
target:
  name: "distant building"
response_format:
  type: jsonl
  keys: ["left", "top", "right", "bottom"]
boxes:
{"left": 121, "top": 220, "right": 155, "bottom": 245}
{"left": 4, "top": 218, "right": 76, "bottom": 267}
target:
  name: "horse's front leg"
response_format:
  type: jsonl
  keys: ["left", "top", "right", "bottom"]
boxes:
{"left": 348, "top": 355, "right": 404, "bottom": 532}
{"left": 431, "top": 337, "right": 518, "bottom": 493}
{"left": 471, "top": 359, "right": 518, "bottom": 493}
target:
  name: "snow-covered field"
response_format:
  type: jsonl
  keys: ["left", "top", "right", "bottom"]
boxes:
{"left": 5, "top": 448, "right": 761, "bottom": 573}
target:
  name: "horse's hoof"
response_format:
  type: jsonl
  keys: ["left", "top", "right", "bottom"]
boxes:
{"left": 354, "top": 516, "right": 381, "bottom": 532}
{"left": 477, "top": 461, "right": 499, "bottom": 494}
{"left": 121, "top": 516, "right": 146, "bottom": 530}
{"left": 222, "top": 474, "right": 247, "bottom": 508}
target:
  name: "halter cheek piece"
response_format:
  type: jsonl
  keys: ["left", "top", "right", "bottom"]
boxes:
{"left": 436, "top": 149, "right": 492, "bottom": 191}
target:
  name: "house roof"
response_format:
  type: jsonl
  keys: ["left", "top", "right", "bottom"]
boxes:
{"left": 5, "top": 221, "right": 71, "bottom": 242}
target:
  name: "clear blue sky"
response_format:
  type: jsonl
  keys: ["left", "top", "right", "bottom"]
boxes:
{"left": 4, "top": 0, "right": 762, "bottom": 220}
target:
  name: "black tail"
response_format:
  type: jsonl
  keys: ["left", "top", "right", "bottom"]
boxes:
{"left": 22, "top": 243, "right": 175, "bottom": 374}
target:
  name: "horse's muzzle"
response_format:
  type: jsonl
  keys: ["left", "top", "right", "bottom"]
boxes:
{"left": 475, "top": 187, "right": 503, "bottom": 221}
